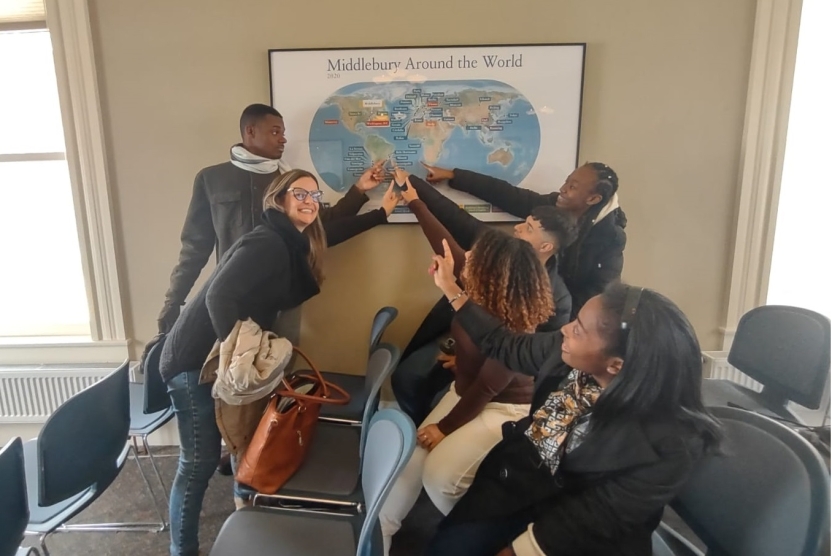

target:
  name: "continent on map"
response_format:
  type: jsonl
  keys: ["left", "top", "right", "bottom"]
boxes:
{"left": 308, "top": 79, "right": 541, "bottom": 195}
{"left": 488, "top": 148, "right": 514, "bottom": 167}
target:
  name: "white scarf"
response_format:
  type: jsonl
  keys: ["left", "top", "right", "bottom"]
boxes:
{"left": 592, "top": 192, "right": 620, "bottom": 226}
{"left": 230, "top": 144, "right": 292, "bottom": 175}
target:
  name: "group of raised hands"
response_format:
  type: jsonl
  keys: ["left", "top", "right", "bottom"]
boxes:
{"left": 352, "top": 159, "right": 456, "bottom": 217}
{"left": 352, "top": 160, "right": 463, "bottom": 452}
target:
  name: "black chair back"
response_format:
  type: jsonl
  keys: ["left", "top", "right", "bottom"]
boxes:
{"left": 729, "top": 305, "right": 830, "bottom": 409}
{"left": 143, "top": 334, "right": 170, "bottom": 414}
{"left": 672, "top": 406, "right": 830, "bottom": 556}
{"left": 37, "top": 361, "right": 130, "bottom": 506}
{"left": 0, "top": 437, "right": 27, "bottom": 556}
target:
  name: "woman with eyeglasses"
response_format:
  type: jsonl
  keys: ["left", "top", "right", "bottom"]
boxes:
{"left": 159, "top": 169, "right": 400, "bottom": 556}
{"left": 423, "top": 244, "right": 722, "bottom": 556}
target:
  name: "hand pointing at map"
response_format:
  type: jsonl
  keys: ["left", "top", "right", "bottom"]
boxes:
{"left": 421, "top": 162, "right": 454, "bottom": 184}
{"left": 355, "top": 161, "right": 386, "bottom": 192}
{"left": 381, "top": 180, "right": 402, "bottom": 216}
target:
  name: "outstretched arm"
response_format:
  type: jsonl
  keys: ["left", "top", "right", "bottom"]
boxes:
{"left": 401, "top": 177, "right": 466, "bottom": 279}
{"left": 423, "top": 163, "right": 557, "bottom": 218}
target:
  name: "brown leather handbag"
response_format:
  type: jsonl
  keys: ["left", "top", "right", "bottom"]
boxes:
{"left": 235, "top": 347, "right": 350, "bottom": 493}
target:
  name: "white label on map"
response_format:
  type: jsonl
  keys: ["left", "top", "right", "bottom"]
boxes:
{"left": 362, "top": 99, "right": 383, "bottom": 108}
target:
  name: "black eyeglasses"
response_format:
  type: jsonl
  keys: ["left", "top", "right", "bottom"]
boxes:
{"left": 286, "top": 188, "right": 323, "bottom": 203}
{"left": 619, "top": 286, "right": 644, "bottom": 353}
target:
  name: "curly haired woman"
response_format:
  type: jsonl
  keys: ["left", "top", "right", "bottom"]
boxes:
{"left": 379, "top": 177, "right": 555, "bottom": 555}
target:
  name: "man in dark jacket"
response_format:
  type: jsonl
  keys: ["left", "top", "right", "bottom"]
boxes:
{"left": 158, "top": 104, "right": 390, "bottom": 334}
{"left": 390, "top": 171, "right": 577, "bottom": 425}
{"left": 423, "top": 161, "right": 626, "bottom": 316}
{"left": 157, "top": 103, "right": 391, "bottom": 475}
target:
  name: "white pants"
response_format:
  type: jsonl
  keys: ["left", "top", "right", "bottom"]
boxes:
{"left": 379, "top": 385, "right": 529, "bottom": 555}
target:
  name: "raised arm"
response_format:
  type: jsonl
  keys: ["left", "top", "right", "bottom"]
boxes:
{"left": 428, "top": 242, "right": 563, "bottom": 376}
{"left": 424, "top": 163, "right": 557, "bottom": 219}
{"left": 319, "top": 161, "right": 385, "bottom": 223}
{"left": 455, "top": 302, "right": 563, "bottom": 377}
{"left": 322, "top": 179, "right": 400, "bottom": 247}
{"left": 408, "top": 173, "right": 485, "bottom": 250}
{"left": 319, "top": 185, "right": 368, "bottom": 222}
{"left": 406, "top": 197, "right": 466, "bottom": 279}
{"left": 159, "top": 171, "right": 216, "bottom": 333}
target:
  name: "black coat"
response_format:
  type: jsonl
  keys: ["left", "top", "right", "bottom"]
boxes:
{"left": 450, "top": 169, "right": 627, "bottom": 316}
{"left": 163, "top": 162, "right": 385, "bottom": 309}
{"left": 160, "top": 209, "right": 321, "bottom": 381}
{"left": 400, "top": 175, "right": 572, "bottom": 360}
{"left": 447, "top": 302, "right": 705, "bottom": 556}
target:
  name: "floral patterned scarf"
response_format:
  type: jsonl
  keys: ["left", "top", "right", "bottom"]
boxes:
{"left": 525, "top": 370, "right": 603, "bottom": 474}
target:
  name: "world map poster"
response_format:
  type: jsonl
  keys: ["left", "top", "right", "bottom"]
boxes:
{"left": 269, "top": 44, "right": 585, "bottom": 222}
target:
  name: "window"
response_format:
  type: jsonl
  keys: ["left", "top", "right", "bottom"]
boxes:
{"left": 0, "top": 26, "right": 90, "bottom": 336}
{"left": 767, "top": 0, "right": 831, "bottom": 319}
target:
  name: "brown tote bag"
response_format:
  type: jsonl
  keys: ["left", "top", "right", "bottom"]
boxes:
{"left": 235, "top": 347, "right": 351, "bottom": 493}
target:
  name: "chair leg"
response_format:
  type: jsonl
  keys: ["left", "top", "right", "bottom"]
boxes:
{"left": 39, "top": 535, "right": 50, "bottom": 556}
{"left": 57, "top": 442, "right": 167, "bottom": 533}
{"left": 142, "top": 435, "right": 169, "bottom": 504}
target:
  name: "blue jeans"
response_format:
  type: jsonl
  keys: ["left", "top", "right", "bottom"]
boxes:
{"left": 167, "top": 370, "right": 222, "bottom": 556}
{"left": 428, "top": 514, "right": 531, "bottom": 556}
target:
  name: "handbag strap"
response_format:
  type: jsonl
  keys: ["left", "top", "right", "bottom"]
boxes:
{"left": 275, "top": 347, "right": 351, "bottom": 406}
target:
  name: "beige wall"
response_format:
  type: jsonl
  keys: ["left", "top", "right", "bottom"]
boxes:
{"left": 89, "top": 0, "right": 756, "bottom": 372}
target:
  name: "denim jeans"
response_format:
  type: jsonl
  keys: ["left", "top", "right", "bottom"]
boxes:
{"left": 428, "top": 513, "right": 531, "bottom": 556}
{"left": 167, "top": 370, "right": 222, "bottom": 556}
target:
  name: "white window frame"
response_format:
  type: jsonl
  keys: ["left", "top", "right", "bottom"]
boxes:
{"left": 0, "top": 0, "right": 128, "bottom": 364}
{"left": 721, "top": 0, "right": 804, "bottom": 350}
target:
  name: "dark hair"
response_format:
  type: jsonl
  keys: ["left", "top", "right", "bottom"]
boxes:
{"left": 562, "top": 162, "right": 625, "bottom": 282}
{"left": 239, "top": 103, "right": 283, "bottom": 137}
{"left": 590, "top": 282, "right": 722, "bottom": 452}
{"left": 466, "top": 229, "right": 554, "bottom": 333}
{"left": 587, "top": 162, "right": 619, "bottom": 207}
{"left": 530, "top": 206, "right": 578, "bottom": 249}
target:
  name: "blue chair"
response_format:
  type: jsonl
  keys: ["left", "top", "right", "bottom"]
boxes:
{"left": 652, "top": 406, "right": 830, "bottom": 556}
{"left": 320, "top": 306, "right": 399, "bottom": 425}
{"left": 126, "top": 335, "right": 173, "bottom": 531}
{"left": 701, "top": 305, "right": 830, "bottom": 423}
{"left": 0, "top": 437, "right": 40, "bottom": 556}
{"left": 22, "top": 362, "right": 130, "bottom": 554}
{"left": 209, "top": 409, "right": 416, "bottom": 556}
{"left": 243, "top": 344, "right": 401, "bottom": 511}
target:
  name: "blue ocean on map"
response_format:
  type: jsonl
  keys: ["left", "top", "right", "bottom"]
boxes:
{"left": 308, "top": 80, "right": 541, "bottom": 193}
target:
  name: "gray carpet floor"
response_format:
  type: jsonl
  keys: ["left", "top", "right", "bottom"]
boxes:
{"left": 20, "top": 446, "right": 700, "bottom": 556}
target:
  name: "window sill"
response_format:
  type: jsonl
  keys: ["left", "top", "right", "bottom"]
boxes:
{"left": 0, "top": 336, "right": 129, "bottom": 364}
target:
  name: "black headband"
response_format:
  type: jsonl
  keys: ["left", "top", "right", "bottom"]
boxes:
{"left": 618, "top": 287, "right": 644, "bottom": 353}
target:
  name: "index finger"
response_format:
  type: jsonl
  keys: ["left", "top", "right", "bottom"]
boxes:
{"left": 441, "top": 239, "right": 451, "bottom": 258}
{"left": 386, "top": 180, "right": 396, "bottom": 194}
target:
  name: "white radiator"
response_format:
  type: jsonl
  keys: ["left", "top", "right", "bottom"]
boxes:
{"left": 701, "top": 351, "right": 763, "bottom": 392}
{"left": 0, "top": 365, "right": 118, "bottom": 423}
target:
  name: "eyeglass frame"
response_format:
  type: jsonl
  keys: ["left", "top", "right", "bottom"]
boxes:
{"left": 285, "top": 187, "right": 324, "bottom": 203}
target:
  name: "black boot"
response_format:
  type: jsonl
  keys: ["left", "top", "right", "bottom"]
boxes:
{"left": 216, "top": 451, "right": 233, "bottom": 476}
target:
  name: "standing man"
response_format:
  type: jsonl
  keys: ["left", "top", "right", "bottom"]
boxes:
{"left": 158, "top": 103, "right": 389, "bottom": 334}
{"left": 157, "top": 104, "right": 394, "bottom": 477}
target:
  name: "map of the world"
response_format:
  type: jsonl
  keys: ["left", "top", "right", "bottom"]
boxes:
{"left": 308, "top": 79, "right": 542, "bottom": 194}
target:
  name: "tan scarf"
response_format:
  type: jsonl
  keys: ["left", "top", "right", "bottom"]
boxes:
{"left": 525, "top": 370, "right": 603, "bottom": 474}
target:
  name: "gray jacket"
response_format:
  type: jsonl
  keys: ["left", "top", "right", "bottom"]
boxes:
{"left": 163, "top": 161, "right": 374, "bottom": 309}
